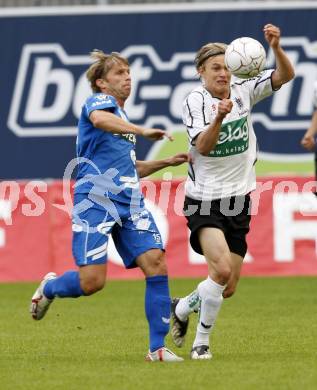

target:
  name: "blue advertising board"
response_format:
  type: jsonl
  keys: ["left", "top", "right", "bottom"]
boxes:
{"left": 1, "top": 2, "right": 317, "bottom": 178}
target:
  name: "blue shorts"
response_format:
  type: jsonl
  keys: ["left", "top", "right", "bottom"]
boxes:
{"left": 72, "top": 195, "right": 164, "bottom": 268}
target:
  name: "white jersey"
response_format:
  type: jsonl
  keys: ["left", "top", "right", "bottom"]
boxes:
{"left": 183, "top": 69, "right": 276, "bottom": 201}
{"left": 313, "top": 80, "right": 317, "bottom": 109}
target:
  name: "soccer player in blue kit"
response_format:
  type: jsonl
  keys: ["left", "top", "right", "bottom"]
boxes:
{"left": 30, "top": 49, "right": 188, "bottom": 362}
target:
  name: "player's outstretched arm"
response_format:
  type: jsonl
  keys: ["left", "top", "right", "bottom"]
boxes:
{"left": 264, "top": 24, "right": 295, "bottom": 89}
{"left": 90, "top": 110, "right": 173, "bottom": 141}
{"left": 136, "top": 153, "right": 190, "bottom": 178}
{"left": 301, "top": 110, "right": 317, "bottom": 151}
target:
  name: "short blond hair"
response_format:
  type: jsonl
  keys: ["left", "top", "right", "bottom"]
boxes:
{"left": 195, "top": 43, "right": 228, "bottom": 70}
{"left": 86, "top": 49, "right": 129, "bottom": 93}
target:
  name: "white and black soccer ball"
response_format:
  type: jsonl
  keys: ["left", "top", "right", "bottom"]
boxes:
{"left": 224, "top": 37, "right": 266, "bottom": 79}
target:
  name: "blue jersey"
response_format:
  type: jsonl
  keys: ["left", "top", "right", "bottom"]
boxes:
{"left": 75, "top": 93, "right": 143, "bottom": 205}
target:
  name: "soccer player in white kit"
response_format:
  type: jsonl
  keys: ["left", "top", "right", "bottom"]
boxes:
{"left": 171, "top": 24, "right": 295, "bottom": 359}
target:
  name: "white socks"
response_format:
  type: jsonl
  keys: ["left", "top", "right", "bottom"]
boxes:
{"left": 175, "top": 277, "right": 226, "bottom": 347}
{"left": 175, "top": 290, "right": 201, "bottom": 322}
{"left": 194, "top": 277, "right": 226, "bottom": 348}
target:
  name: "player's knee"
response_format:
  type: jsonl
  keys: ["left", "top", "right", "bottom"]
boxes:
{"left": 212, "top": 256, "right": 232, "bottom": 283}
{"left": 146, "top": 250, "right": 167, "bottom": 276}
{"left": 137, "top": 249, "right": 168, "bottom": 277}
{"left": 152, "top": 252, "right": 167, "bottom": 275}
{"left": 206, "top": 249, "right": 231, "bottom": 279}
{"left": 81, "top": 275, "right": 105, "bottom": 295}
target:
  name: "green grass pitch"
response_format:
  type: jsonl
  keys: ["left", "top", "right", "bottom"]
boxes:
{"left": 1, "top": 277, "right": 317, "bottom": 389}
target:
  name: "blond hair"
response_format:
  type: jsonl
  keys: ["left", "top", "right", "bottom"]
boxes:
{"left": 195, "top": 43, "right": 228, "bottom": 70}
{"left": 86, "top": 49, "right": 129, "bottom": 93}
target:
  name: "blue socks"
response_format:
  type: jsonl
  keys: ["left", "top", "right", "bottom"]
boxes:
{"left": 44, "top": 271, "right": 85, "bottom": 299}
{"left": 145, "top": 275, "right": 171, "bottom": 352}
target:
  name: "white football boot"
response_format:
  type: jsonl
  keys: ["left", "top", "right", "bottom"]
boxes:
{"left": 145, "top": 347, "right": 184, "bottom": 362}
{"left": 30, "top": 272, "right": 57, "bottom": 320}
{"left": 190, "top": 345, "right": 212, "bottom": 360}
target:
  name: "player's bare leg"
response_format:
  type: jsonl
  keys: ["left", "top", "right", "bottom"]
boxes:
{"left": 222, "top": 253, "right": 243, "bottom": 299}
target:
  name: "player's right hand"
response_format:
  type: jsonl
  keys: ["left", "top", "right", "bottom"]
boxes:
{"left": 141, "top": 128, "right": 174, "bottom": 141}
{"left": 263, "top": 24, "right": 281, "bottom": 50}
{"left": 301, "top": 131, "right": 316, "bottom": 151}
{"left": 216, "top": 99, "right": 233, "bottom": 120}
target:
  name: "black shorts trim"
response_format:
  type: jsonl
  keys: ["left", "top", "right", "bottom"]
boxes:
{"left": 183, "top": 195, "right": 251, "bottom": 258}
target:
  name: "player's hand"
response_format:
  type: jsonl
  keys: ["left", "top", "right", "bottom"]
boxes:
{"left": 141, "top": 128, "right": 174, "bottom": 141}
{"left": 216, "top": 99, "right": 233, "bottom": 120}
{"left": 263, "top": 24, "right": 281, "bottom": 49}
{"left": 301, "top": 131, "right": 316, "bottom": 151}
{"left": 167, "top": 153, "right": 191, "bottom": 166}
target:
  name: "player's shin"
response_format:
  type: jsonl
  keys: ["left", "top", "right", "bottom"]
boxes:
{"left": 44, "top": 271, "right": 86, "bottom": 299}
{"left": 145, "top": 275, "right": 170, "bottom": 352}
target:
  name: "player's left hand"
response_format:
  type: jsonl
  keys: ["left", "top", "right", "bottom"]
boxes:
{"left": 167, "top": 153, "right": 191, "bottom": 166}
{"left": 263, "top": 24, "right": 281, "bottom": 49}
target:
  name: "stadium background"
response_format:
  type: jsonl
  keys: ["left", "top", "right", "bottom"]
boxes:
{"left": 1, "top": 0, "right": 316, "bottom": 281}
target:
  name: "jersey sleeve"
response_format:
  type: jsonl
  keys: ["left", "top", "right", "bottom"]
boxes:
{"left": 182, "top": 92, "right": 209, "bottom": 145}
{"left": 244, "top": 69, "right": 276, "bottom": 107}
{"left": 85, "top": 93, "right": 117, "bottom": 116}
